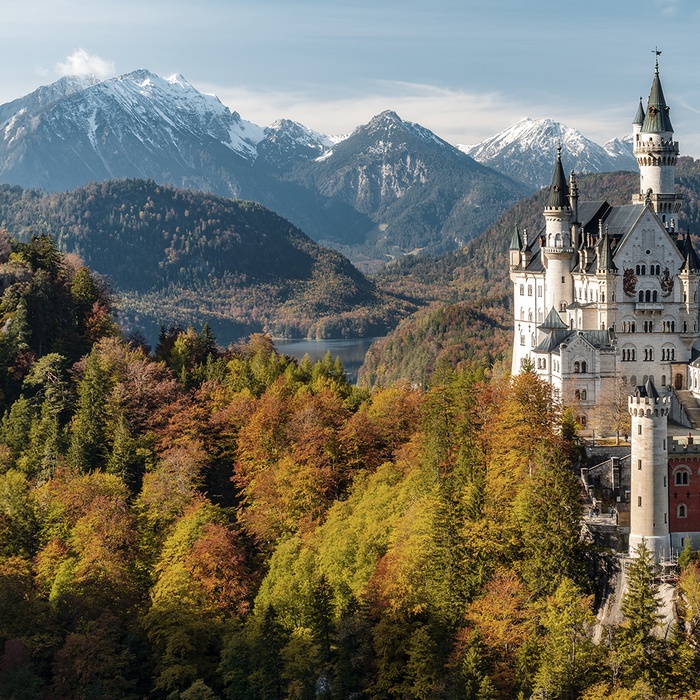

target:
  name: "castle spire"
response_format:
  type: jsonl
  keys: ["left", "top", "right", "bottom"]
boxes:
{"left": 547, "top": 146, "right": 569, "bottom": 209}
{"left": 633, "top": 97, "right": 645, "bottom": 127}
{"left": 596, "top": 226, "right": 617, "bottom": 274}
{"left": 680, "top": 230, "right": 700, "bottom": 272}
{"left": 642, "top": 58, "right": 673, "bottom": 133}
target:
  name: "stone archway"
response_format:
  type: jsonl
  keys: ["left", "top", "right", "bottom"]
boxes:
{"left": 675, "top": 373, "right": 684, "bottom": 390}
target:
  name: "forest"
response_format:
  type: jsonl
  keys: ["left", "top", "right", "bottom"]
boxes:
{"left": 0, "top": 233, "right": 699, "bottom": 699}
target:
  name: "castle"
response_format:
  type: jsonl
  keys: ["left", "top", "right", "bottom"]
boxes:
{"left": 509, "top": 58, "right": 700, "bottom": 559}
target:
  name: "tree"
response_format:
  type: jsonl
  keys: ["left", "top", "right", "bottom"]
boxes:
{"left": 532, "top": 577, "right": 600, "bottom": 699}
{"left": 590, "top": 377, "right": 631, "bottom": 445}
{"left": 615, "top": 542, "right": 667, "bottom": 690}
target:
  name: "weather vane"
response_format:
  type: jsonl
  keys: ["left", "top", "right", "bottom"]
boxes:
{"left": 654, "top": 47, "right": 662, "bottom": 57}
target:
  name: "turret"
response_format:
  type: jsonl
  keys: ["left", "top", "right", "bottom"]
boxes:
{"left": 509, "top": 225, "right": 522, "bottom": 268}
{"left": 632, "top": 97, "right": 645, "bottom": 137}
{"left": 678, "top": 230, "right": 700, "bottom": 341}
{"left": 628, "top": 378, "right": 671, "bottom": 561}
{"left": 596, "top": 226, "right": 618, "bottom": 330}
{"left": 542, "top": 148, "right": 574, "bottom": 314}
{"left": 632, "top": 58, "right": 682, "bottom": 216}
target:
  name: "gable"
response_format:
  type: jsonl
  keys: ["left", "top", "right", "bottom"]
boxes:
{"left": 613, "top": 205, "right": 684, "bottom": 272}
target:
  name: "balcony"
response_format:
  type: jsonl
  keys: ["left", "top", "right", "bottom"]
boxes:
{"left": 635, "top": 302, "right": 664, "bottom": 313}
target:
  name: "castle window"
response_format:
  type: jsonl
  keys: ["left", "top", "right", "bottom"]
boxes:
{"left": 662, "top": 374, "right": 667, "bottom": 386}
{"left": 664, "top": 513, "right": 667, "bottom": 523}
{"left": 560, "top": 302, "right": 567, "bottom": 312}
{"left": 653, "top": 290, "right": 658, "bottom": 302}
{"left": 528, "top": 310, "right": 533, "bottom": 321}
{"left": 601, "top": 292, "right": 605, "bottom": 302}
{"left": 581, "top": 361, "right": 587, "bottom": 373}
{"left": 675, "top": 471, "right": 689, "bottom": 486}
{"left": 639, "top": 291, "right": 644, "bottom": 302}
{"left": 638, "top": 425, "right": 642, "bottom": 435}
{"left": 638, "top": 496, "right": 642, "bottom": 507}
{"left": 520, "top": 285, "right": 524, "bottom": 296}
{"left": 638, "top": 460, "right": 642, "bottom": 470}
{"left": 561, "top": 276, "right": 565, "bottom": 284}
{"left": 574, "top": 361, "right": 580, "bottom": 374}
{"left": 646, "top": 290, "right": 651, "bottom": 303}
{"left": 538, "top": 286, "right": 543, "bottom": 297}
{"left": 520, "top": 335, "right": 525, "bottom": 346}
{"left": 644, "top": 347, "right": 653, "bottom": 361}
{"left": 575, "top": 389, "right": 581, "bottom": 400}
{"left": 684, "top": 321, "right": 688, "bottom": 333}
{"left": 664, "top": 476, "right": 667, "bottom": 487}
{"left": 678, "top": 504, "right": 687, "bottom": 518}
{"left": 581, "top": 389, "right": 587, "bottom": 400}
{"left": 528, "top": 285, "right": 533, "bottom": 296}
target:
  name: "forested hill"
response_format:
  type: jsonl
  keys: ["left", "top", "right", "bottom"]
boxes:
{"left": 362, "top": 158, "right": 700, "bottom": 386}
{"left": 0, "top": 180, "right": 415, "bottom": 341}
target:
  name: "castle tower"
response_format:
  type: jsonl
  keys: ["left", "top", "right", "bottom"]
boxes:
{"left": 542, "top": 147, "right": 574, "bottom": 316}
{"left": 628, "top": 379, "right": 671, "bottom": 560}
{"left": 595, "top": 226, "right": 617, "bottom": 331}
{"left": 632, "top": 58, "right": 682, "bottom": 216}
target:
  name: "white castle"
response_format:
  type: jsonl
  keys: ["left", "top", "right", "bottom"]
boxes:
{"left": 509, "top": 59, "right": 700, "bottom": 559}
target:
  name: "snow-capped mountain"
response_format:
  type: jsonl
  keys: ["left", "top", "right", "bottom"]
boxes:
{"left": 458, "top": 117, "right": 638, "bottom": 190}
{"left": 0, "top": 71, "right": 525, "bottom": 263}
{"left": 290, "top": 110, "right": 528, "bottom": 258}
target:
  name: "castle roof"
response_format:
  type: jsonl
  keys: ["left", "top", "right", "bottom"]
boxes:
{"left": 539, "top": 307, "right": 568, "bottom": 331}
{"left": 680, "top": 231, "right": 700, "bottom": 273}
{"left": 596, "top": 227, "right": 617, "bottom": 273}
{"left": 533, "top": 328, "right": 615, "bottom": 355}
{"left": 509, "top": 225, "right": 522, "bottom": 251}
{"left": 633, "top": 97, "right": 645, "bottom": 126}
{"left": 641, "top": 61, "right": 673, "bottom": 133}
{"left": 547, "top": 148, "right": 570, "bottom": 209}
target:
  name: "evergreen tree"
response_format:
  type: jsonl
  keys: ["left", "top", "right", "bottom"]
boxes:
{"left": 615, "top": 542, "right": 667, "bottom": 690}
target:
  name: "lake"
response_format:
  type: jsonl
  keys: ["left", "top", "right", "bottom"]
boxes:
{"left": 273, "top": 337, "right": 379, "bottom": 384}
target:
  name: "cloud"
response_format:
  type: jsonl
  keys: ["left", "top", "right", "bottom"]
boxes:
{"left": 55, "top": 49, "right": 115, "bottom": 79}
{"left": 200, "top": 79, "right": 628, "bottom": 149}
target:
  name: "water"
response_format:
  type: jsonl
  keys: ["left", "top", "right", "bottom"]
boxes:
{"left": 273, "top": 337, "right": 378, "bottom": 384}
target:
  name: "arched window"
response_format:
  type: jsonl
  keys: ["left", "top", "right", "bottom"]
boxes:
{"left": 653, "top": 290, "right": 658, "bottom": 302}
{"left": 675, "top": 471, "right": 689, "bottom": 486}
{"left": 639, "top": 290, "right": 644, "bottom": 302}
{"left": 581, "top": 389, "right": 587, "bottom": 400}
{"left": 575, "top": 389, "right": 581, "bottom": 400}
{"left": 645, "top": 290, "right": 651, "bottom": 302}
{"left": 678, "top": 504, "right": 687, "bottom": 518}
{"left": 581, "top": 361, "right": 587, "bottom": 373}
{"left": 636, "top": 264, "right": 641, "bottom": 275}
{"left": 574, "top": 361, "right": 580, "bottom": 373}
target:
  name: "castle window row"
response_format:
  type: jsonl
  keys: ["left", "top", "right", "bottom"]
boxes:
{"left": 662, "top": 320, "right": 676, "bottom": 332}
{"left": 573, "top": 361, "right": 588, "bottom": 374}
{"left": 661, "top": 348, "right": 676, "bottom": 361}
{"left": 638, "top": 290, "right": 658, "bottom": 303}
{"left": 622, "top": 348, "right": 636, "bottom": 362}
{"left": 635, "top": 264, "right": 662, "bottom": 275}
{"left": 574, "top": 389, "right": 587, "bottom": 400}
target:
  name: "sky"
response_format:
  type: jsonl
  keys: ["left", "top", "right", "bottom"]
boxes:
{"left": 2, "top": 0, "right": 700, "bottom": 154}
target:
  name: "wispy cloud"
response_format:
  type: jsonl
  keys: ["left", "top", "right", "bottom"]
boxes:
{"left": 55, "top": 49, "right": 115, "bottom": 79}
{"left": 200, "top": 79, "right": 630, "bottom": 148}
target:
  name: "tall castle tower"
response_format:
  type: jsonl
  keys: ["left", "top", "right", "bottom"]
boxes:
{"left": 632, "top": 57, "right": 682, "bottom": 218}
{"left": 542, "top": 147, "right": 575, "bottom": 315}
{"left": 628, "top": 380, "right": 671, "bottom": 560}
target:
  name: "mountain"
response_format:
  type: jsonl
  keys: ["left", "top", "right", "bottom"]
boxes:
{"left": 459, "top": 117, "right": 638, "bottom": 190}
{"left": 0, "top": 72, "right": 528, "bottom": 267}
{"left": 286, "top": 110, "right": 529, "bottom": 267}
{"left": 0, "top": 180, "right": 415, "bottom": 342}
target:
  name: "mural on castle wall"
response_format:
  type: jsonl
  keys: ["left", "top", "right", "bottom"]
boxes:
{"left": 623, "top": 268, "right": 637, "bottom": 296}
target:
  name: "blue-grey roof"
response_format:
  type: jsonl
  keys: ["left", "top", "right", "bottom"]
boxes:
{"left": 534, "top": 328, "right": 615, "bottom": 355}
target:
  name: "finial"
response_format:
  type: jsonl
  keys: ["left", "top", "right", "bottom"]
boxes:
{"left": 557, "top": 143, "right": 562, "bottom": 160}
{"left": 653, "top": 47, "right": 661, "bottom": 72}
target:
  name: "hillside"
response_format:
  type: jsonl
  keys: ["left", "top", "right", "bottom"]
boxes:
{"left": 0, "top": 180, "right": 415, "bottom": 342}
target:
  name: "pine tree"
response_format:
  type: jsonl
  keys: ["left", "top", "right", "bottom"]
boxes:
{"left": 615, "top": 541, "right": 667, "bottom": 690}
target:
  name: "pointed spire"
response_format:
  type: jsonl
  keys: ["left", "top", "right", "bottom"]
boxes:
{"left": 539, "top": 307, "right": 568, "bottom": 331}
{"left": 547, "top": 146, "right": 569, "bottom": 209}
{"left": 633, "top": 97, "right": 645, "bottom": 126}
{"left": 645, "top": 376, "right": 660, "bottom": 400}
{"left": 509, "top": 225, "right": 522, "bottom": 251}
{"left": 680, "top": 231, "right": 700, "bottom": 272}
{"left": 642, "top": 59, "right": 673, "bottom": 133}
{"left": 597, "top": 226, "right": 617, "bottom": 273}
